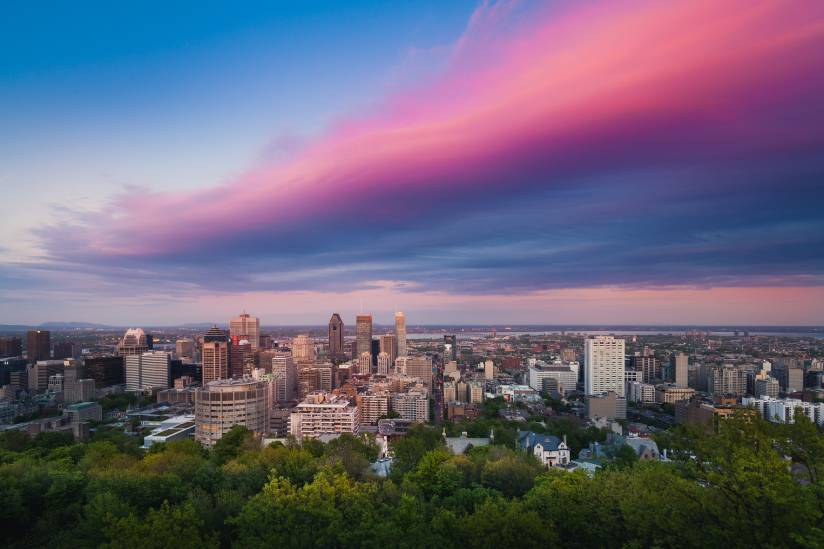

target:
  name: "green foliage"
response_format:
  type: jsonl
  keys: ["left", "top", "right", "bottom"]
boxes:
{"left": 390, "top": 424, "right": 444, "bottom": 478}
{"left": 0, "top": 413, "right": 820, "bottom": 547}
{"left": 211, "top": 425, "right": 257, "bottom": 466}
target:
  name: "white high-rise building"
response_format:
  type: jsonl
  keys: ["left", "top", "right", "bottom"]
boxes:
{"left": 358, "top": 352, "right": 372, "bottom": 375}
{"left": 230, "top": 312, "right": 260, "bottom": 350}
{"left": 117, "top": 328, "right": 148, "bottom": 356}
{"left": 377, "top": 351, "right": 391, "bottom": 375}
{"left": 125, "top": 351, "right": 170, "bottom": 392}
{"left": 271, "top": 354, "right": 297, "bottom": 402}
{"left": 395, "top": 311, "right": 407, "bottom": 357}
{"left": 584, "top": 336, "right": 626, "bottom": 397}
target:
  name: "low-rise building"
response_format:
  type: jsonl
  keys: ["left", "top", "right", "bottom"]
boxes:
{"left": 586, "top": 391, "right": 627, "bottom": 420}
{"left": 518, "top": 431, "right": 571, "bottom": 467}
{"left": 289, "top": 392, "right": 359, "bottom": 440}
{"left": 142, "top": 415, "right": 196, "bottom": 448}
{"left": 655, "top": 385, "right": 695, "bottom": 404}
{"left": 743, "top": 395, "right": 824, "bottom": 426}
{"left": 63, "top": 402, "right": 103, "bottom": 423}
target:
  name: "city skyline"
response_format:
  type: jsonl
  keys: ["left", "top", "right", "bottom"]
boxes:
{"left": 2, "top": 1, "right": 823, "bottom": 325}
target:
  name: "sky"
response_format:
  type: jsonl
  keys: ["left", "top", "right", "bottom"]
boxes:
{"left": 1, "top": 0, "right": 823, "bottom": 326}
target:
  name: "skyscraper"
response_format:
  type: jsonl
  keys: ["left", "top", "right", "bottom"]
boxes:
{"left": 672, "top": 352, "right": 689, "bottom": 388}
{"left": 230, "top": 312, "right": 260, "bottom": 350}
{"left": 176, "top": 339, "right": 195, "bottom": 361}
{"left": 125, "top": 351, "right": 170, "bottom": 391}
{"left": 202, "top": 340, "right": 229, "bottom": 385}
{"left": 380, "top": 333, "right": 397, "bottom": 366}
{"left": 230, "top": 337, "right": 253, "bottom": 378}
{"left": 328, "top": 314, "right": 344, "bottom": 360}
{"left": 395, "top": 311, "right": 407, "bottom": 357}
{"left": 0, "top": 336, "right": 23, "bottom": 358}
{"left": 358, "top": 351, "right": 372, "bottom": 375}
{"left": 406, "top": 356, "right": 433, "bottom": 387}
{"left": 271, "top": 354, "right": 297, "bottom": 402}
{"left": 117, "top": 328, "right": 148, "bottom": 356}
{"left": 356, "top": 314, "right": 373, "bottom": 362}
{"left": 584, "top": 336, "right": 626, "bottom": 397}
{"left": 377, "top": 352, "right": 391, "bottom": 375}
{"left": 26, "top": 330, "right": 51, "bottom": 362}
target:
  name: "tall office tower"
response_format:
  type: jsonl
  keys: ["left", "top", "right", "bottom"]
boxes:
{"left": 52, "top": 342, "right": 76, "bottom": 360}
{"left": 83, "top": 356, "right": 124, "bottom": 387}
{"left": 195, "top": 378, "right": 270, "bottom": 447}
{"left": 230, "top": 337, "right": 253, "bottom": 378}
{"left": 328, "top": 314, "right": 344, "bottom": 360}
{"left": 125, "top": 351, "right": 170, "bottom": 392}
{"left": 672, "top": 353, "right": 689, "bottom": 388}
{"left": 356, "top": 315, "right": 373, "bottom": 363}
{"left": 484, "top": 359, "right": 495, "bottom": 380}
{"left": 0, "top": 336, "right": 23, "bottom": 358}
{"left": 27, "top": 360, "right": 63, "bottom": 391}
{"left": 291, "top": 335, "right": 314, "bottom": 362}
{"left": 26, "top": 330, "right": 51, "bottom": 362}
{"left": 202, "top": 341, "right": 229, "bottom": 385}
{"left": 631, "top": 355, "right": 660, "bottom": 383}
{"left": 117, "top": 328, "right": 148, "bottom": 356}
{"left": 468, "top": 380, "right": 485, "bottom": 404}
{"left": 358, "top": 352, "right": 372, "bottom": 375}
{"left": 315, "top": 363, "right": 333, "bottom": 392}
{"left": 395, "top": 311, "right": 407, "bottom": 357}
{"left": 230, "top": 312, "right": 260, "bottom": 350}
{"left": 272, "top": 354, "right": 297, "bottom": 402}
{"left": 380, "top": 333, "right": 397, "bottom": 366}
{"left": 584, "top": 335, "right": 626, "bottom": 397}
{"left": 405, "top": 356, "right": 433, "bottom": 387}
{"left": 203, "top": 325, "right": 228, "bottom": 343}
{"left": 298, "top": 367, "right": 319, "bottom": 398}
{"left": 771, "top": 361, "right": 804, "bottom": 394}
{"left": 62, "top": 361, "right": 80, "bottom": 402}
{"left": 371, "top": 339, "right": 380, "bottom": 367}
{"left": 176, "top": 339, "right": 195, "bottom": 361}
{"left": 377, "top": 352, "right": 391, "bottom": 375}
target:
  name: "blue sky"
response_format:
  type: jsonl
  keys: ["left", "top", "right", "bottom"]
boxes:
{"left": 1, "top": 1, "right": 823, "bottom": 326}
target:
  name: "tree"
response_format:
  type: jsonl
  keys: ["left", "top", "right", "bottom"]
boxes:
{"left": 480, "top": 455, "right": 540, "bottom": 498}
{"left": 102, "top": 501, "right": 219, "bottom": 549}
{"left": 211, "top": 426, "right": 256, "bottom": 466}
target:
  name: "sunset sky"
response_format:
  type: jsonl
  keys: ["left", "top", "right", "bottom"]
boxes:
{"left": 1, "top": 0, "right": 823, "bottom": 325}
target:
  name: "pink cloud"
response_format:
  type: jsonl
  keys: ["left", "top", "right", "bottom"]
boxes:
{"left": 40, "top": 0, "right": 824, "bottom": 274}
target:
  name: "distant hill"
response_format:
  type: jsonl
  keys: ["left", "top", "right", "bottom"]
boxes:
{"left": 38, "top": 322, "right": 114, "bottom": 329}
{"left": 0, "top": 322, "right": 115, "bottom": 332}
